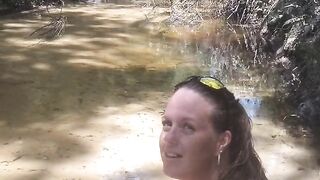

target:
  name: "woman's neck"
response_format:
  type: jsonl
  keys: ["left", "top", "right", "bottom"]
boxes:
{"left": 180, "top": 152, "right": 230, "bottom": 180}
{"left": 180, "top": 168, "right": 219, "bottom": 180}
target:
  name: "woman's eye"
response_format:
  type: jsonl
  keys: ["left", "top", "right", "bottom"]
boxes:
{"left": 162, "top": 120, "right": 172, "bottom": 132}
{"left": 183, "top": 124, "right": 195, "bottom": 134}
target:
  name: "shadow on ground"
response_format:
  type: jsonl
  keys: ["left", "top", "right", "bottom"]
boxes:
{"left": 2, "top": 3, "right": 318, "bottom": 180}
{"left": 0, "top": 4, "right": 202, "bottom": 179}
{"left": 247, "top": 95, "right": 320, "bottom": 180}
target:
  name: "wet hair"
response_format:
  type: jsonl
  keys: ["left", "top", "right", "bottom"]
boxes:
{"left": 174, "top": 76, "right": 268, "bottom": 180}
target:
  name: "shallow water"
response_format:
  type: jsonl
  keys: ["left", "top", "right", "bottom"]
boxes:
{"left": 0, "top": 3, "right": 319, "bottom": 180}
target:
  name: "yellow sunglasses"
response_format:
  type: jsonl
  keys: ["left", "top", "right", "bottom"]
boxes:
{"left": 200, "top": 77, "right": 225, "bottom": 90}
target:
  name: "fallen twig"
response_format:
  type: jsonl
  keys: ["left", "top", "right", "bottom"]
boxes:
{"left": 0, "top": 155, "right": 24, "bottom": 164}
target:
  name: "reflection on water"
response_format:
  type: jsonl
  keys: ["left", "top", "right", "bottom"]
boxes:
{"left": 87, "top": 0, "right": 132, "bottom": 5}
{"left": 239, "top": 97, "right": 262, "bottom": 119}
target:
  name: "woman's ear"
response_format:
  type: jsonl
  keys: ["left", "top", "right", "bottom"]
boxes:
{"left": 217, "top": 130, "right": 232, "bottom": 153}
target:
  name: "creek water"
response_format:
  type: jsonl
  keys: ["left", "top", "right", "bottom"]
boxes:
{"left": 0, "top": 3, "right": 319, "bottom": 180}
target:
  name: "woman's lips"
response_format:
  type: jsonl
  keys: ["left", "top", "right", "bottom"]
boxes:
{"left": 165, "top": 152, "right": 183, "bottom": 158}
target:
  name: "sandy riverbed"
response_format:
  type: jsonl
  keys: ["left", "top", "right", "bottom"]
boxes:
{"left": 0, "top": 3, "right": 319, "bottom": 180}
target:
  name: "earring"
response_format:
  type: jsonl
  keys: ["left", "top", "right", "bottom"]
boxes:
{"left": 217, "top": 149, "right": 223, "bottom": 165}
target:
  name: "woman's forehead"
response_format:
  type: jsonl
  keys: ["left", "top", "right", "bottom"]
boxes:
{"left": 167, "top": 88, "right": 214, "bottom": 110}
{"left": 165, "top": 88, "right": 214, "bottom": 122}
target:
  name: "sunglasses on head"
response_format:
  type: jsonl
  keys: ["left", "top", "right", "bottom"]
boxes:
{"left": 182, "top": 76, "right": 225, "bottom": 90}
{"left": 197, "top": 76, "right": 225, "bottom": 90}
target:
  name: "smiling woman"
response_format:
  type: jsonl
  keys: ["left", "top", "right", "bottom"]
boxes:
{"left": 159, "top": 76, "right": 268, "bottom": 180}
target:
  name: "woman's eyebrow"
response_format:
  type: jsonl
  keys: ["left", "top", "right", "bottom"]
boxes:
{"left": 181, "top": 116, "right": 195, "bottom": 121}
{"left": 179, "top": 117, "right": 197, "bottom": 125}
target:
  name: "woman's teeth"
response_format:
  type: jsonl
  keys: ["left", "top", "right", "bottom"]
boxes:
{"left": 165, "top": 152, "right": 182, "bottom": 158}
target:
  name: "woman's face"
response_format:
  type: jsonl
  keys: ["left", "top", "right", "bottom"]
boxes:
{"left": 159, "top": 88, "right": 220, "bottom": 179}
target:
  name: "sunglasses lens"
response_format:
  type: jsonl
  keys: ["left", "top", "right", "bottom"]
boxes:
{"left": 200, "top": 77, "right": 224, "bottom": 90}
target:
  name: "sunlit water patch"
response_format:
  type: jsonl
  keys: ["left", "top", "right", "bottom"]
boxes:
{"left": 239, "top": 97, "right": 262, "bottom": 119}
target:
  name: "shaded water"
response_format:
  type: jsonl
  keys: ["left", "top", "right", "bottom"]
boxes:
{"left": 0, "top": 3, "right": 319, "bottom": 180}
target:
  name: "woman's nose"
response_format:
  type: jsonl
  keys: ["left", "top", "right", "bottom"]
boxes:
{"left": 163, "top": 127, "right": 179, "bottom": 145}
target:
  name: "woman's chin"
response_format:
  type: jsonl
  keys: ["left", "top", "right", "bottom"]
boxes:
{"left": 163, "top": 165, "right": 185, "bottom": 179}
